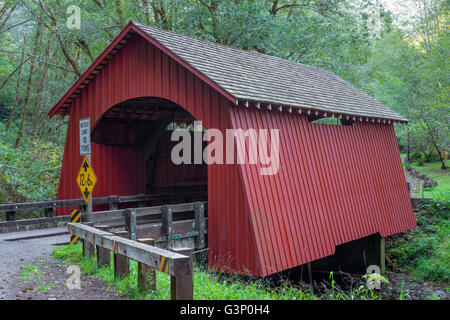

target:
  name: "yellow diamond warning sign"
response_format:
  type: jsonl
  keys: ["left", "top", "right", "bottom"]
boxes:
{"left": 76, "top": 156, "right": 97, "bottom": 204}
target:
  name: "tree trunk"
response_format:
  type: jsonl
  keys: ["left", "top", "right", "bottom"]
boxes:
{"left": 6, "top": 36, "right": 26, "bottom": 131}
{"left": 30, "top": 39, "right": 51, "bottom": 137}
{"left": 0, "top": 57, "right": 29, "bottom": 92}
{"left": 418, "top": 119, "right": 447, "bottom": 170}
{"left": 15, "top": 17, "right": 43, "bottom": 148}
{"left": 0, "top": 5, "right": 16, "bottom": 34}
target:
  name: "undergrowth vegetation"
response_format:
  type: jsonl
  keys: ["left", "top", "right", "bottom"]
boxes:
{"left": 0, "top": 121, "right": 63, "bottom": 219}
{"left": 387, "top": 200, "right": 449, "bottom": 284}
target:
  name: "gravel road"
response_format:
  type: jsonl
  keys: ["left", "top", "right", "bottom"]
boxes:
{"left": 0, "top": 229, "right": 122, "bottom": 300}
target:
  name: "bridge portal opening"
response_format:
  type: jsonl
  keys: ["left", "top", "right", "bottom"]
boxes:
{"left": 91, "top": 97, "right": 207, "bottom": 206}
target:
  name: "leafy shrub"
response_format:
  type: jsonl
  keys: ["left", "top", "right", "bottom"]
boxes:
{"left": 409, "top": 151, "right": 425, "bottom": 162}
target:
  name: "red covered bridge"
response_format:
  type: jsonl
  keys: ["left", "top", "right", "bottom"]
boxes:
{"left": 48, "top": 22, "right": 415, "bottom": 277}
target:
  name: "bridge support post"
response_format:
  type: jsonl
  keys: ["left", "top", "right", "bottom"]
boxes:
{"left": 194, "top": 203, "right": 206, "bottom": 249}
{"left": 82, "top": 222, "right": 95, "bottom": 258}
{"left": 5, "top": 211, "right": 16, "bottom": 221}
{"left": 44, "top": 207, "right": 54, "bottom": 218}
{"left": 113, "top": 230, "right": 129, "bottom": 278}
{"left": 161, "top": 206, "right": 173, "bottom": 249}
{"left": 96, "top": 225, "right": 110, "bottom": 267}
{"left": 108, "top": 195, "right": 118, "bottom": 210}
{"left": 124, "top": 209, "right": 136, "bottom": 241}
{"left": 170, "top": 247, "right": 193, "bottom": 300}
{"left": 137, "top": 238, "right": 156, "bottom": 291}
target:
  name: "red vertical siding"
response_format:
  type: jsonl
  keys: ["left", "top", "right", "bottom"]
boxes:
{"left": 229, "top": 106, "right": 415, "bottom": 276}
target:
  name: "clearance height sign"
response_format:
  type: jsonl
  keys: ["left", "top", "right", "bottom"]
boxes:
{"left": 76, "top": 156, "right": 97, "bottom": 204}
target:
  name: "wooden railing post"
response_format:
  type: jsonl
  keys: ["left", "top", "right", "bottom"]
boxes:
{"left": 170, "top": 247, "right": 193, "bottom": 300}
{"left": 44, "top": 207, "right": 54, "bottom": 218}
{"left": 5, "top": 211, "right": 16, "bottom": 221}
{"left": 78, "top": 204, "right": 86, "bottom": 221}
{"left": 124, "top": 209, "right": 137, "bottom": 241}
{"left": 380, "top": 237, "right": 386, "bottom": 275}
{"left": 113, "top": 230, "right": 129, "bottom": 278}
{"left": 96, "top": 225, "right": 110, "bottom": 267}
{"left": 161, "top": 205, "right": 173, "bottom": 249}
{"left": 82, "top": 222, "right": 95, "bottom": 258}
{"left": 137, "top": 238, "right": 156, "bottom": 291}
{"left": 108, "top": 195, "right": 118, "bottom": 210}
{"left": 194, "top": 202, "right": 206, "bottom": 249}
{"left": 137, "top": 193, "right": 146, "bottom": 208}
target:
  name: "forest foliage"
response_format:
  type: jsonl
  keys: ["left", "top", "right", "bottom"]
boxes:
{"left": 0, "top": 0, "right": 448, "bottom": 201}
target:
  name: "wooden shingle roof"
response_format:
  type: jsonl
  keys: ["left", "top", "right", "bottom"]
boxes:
{"left": 49, "top": 22, "right": 407, "bottom": 122}
{"left": 134, "top": 22, "right": 407, "bottom": 122}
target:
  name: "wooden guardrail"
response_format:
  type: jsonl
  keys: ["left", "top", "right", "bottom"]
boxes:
{"left": 84, "top": 201, "right": 207, "bottom": 250}
{"left": 68, "top": 222, "right": 194, "bottom": 299}
{"left": 0, "top": 192, "right": 205, "bottom": 221}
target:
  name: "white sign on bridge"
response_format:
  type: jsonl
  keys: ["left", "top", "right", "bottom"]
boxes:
{"left": 79, "top": 118, "right": 91, "bottom": 156}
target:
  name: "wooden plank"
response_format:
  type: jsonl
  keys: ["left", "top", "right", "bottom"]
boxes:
{"left": 91, "top": 206, "right": 162, "bottom": 221}
{"left": 137, "top": 193, "right": 146, "bottom": 208}
{"left": 108, "top": 195, "right": 119, "bottom": 210}
{"left": 0, "top": 193, "right": 205, "bottom": 213}
{"left": 90, "top": 201, "right": 204, "bottom": 222}
{"left": 154, "top": 182, "right": 207, "bottom": 188}
{"left": 113, "top": 230, "right": 129, "bottom": 278}
{"left": 170, "top": 247, "right": 193, "bottom": 300}
{"left": 138, "top": 238, "right": 156, "bottom": 291}
{"left": 82, "top": 222, "right": 95, "bottom": 258}
{"left": 161, "top": 206, "right": 173, "bottom": 249}
{"left": 0, "top": 215, "right": 70, "bottom": 234}
{"left": 96, "top": 225, "right": 110, "bottom": 268}
{"left": 67, "top": 223, "right": 190, "bottom": 276}
{"left": 380, "top": 237, "right": 385, "bottom": 275}
{"left": 124, "top": 209, "right": 137, "bottom": 241}
{"left": 6, "top": 211, "right": 16, "bottom": 221}
{"left": 194, "top": 203, "right": 206, "bottom": 249}
{"left": 44, "top": 208, "right": 54, "bottom": 218}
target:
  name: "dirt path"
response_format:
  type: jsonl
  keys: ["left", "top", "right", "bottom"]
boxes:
{"left": 0, "top": 232, "right": 123, "bottom": 300}
{"left": 382, "top": 271, "right": 449, "bottom": 300}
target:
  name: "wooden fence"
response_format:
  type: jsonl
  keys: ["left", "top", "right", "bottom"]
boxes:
{"left": 88, "top": 202, "right": 207, "bottom": 249}
{"left": 0, "top": 192, "right": 205, "bottom": 233}
{"left": 0, "top": 192, "right": 205, "bottom": 221}
{"left": 68, "top": 222, "right": 194, "bottom": 299}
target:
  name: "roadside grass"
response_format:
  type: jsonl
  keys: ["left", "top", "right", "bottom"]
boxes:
{"left": 52, "top": 243, "right": 317, "bottom": 300}
{"left": 387, "top": 200, "right": 450, "bottom": 284}
{"left": 52, "top": 244, "right": 387, "bottom": 300}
